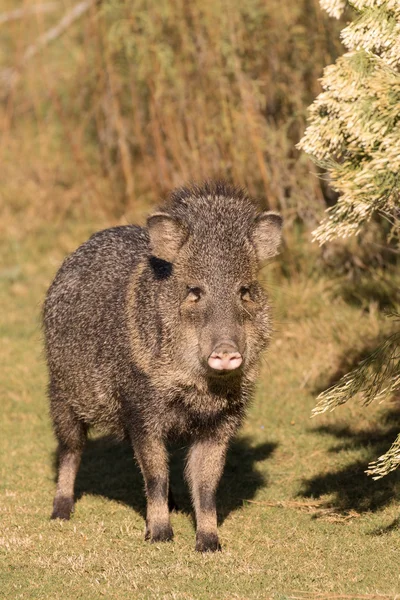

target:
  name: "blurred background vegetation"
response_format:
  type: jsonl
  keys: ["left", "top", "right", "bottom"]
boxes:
{"left": 2, "top": 1, "right": 399, "bottom": 298}
{"left": 1, "top": 0, "right": 345, "bottom": 229}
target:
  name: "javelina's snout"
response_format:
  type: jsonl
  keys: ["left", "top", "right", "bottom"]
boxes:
{"left": 208, "top": 341, "right": 243, "bottom": 372}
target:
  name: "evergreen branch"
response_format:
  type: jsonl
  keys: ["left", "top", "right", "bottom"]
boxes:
{"left": 308, "top": 0, "right": 400, "bottom": 477}
{"left": 312, "top": 321, "right": 400, "bottom": 417}
{"left": 320, "top": 0, "right": 347, "bottom": 19}
{"left": 366, "top": 432, "right": 400, "bottom": 479}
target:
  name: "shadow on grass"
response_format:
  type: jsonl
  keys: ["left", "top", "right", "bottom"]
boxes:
{"left": 312, "top": 332, "right": 392, "bottom": 397}
{"left": 67, "top": 435, "right": 277, "bottom": 524}
{"left": 335, "top": 272, "right": 400, "bottom": 312}
{"left": 299, "top": 406, "right": 400, "bottom": 513}
{"left": 369, "top": 516, "right": 400, "bottom": 536}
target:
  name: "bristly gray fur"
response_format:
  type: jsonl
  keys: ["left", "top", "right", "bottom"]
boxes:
{"left": 43, "top": 181, "right": 282, "bottom": 552}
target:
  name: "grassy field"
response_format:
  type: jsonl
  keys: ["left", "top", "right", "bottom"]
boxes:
{"left": 1, "top": 219, "right": 400, "bottom": 600}
{"left": 1, "top": 2, "right": 399, "bottom": 598}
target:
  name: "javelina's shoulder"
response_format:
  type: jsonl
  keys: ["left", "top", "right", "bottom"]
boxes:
{"left": 86, "top": 225, "right": 149, "bottom": 252}
{"left": 44, "top": 225, "right": 150, "bottom": 313}
{"left": 57, "top": 225, "right": 149, "bottom": 272}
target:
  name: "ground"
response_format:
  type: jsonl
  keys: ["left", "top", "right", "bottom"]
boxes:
{"left": 1, "top": 219, "right": 399, "bottom": 600}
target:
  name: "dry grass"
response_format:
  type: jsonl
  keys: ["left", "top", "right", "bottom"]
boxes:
{"left": 1, "top": 219, "right": 400, "bottom": 599}
{"left": 1, "top": 0, "right": 344, "bottom": 222}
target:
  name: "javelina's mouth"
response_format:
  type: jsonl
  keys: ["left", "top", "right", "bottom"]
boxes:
{"left": 205, "top": 362, "right": 244, "bottom": 379}
{"left": 209, "top": 371, "right": 241, "bottom": 381}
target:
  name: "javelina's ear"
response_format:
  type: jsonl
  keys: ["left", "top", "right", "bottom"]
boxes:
{"left": 147, "top": 213, "right": 188, "bottom": 262}
{"left": 251, "top": 211, "right": 283, "bottom": 261}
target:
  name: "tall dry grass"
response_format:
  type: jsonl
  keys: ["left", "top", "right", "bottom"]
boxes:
{"left": 0, "top": 0, "right": 344, "bottom": 228}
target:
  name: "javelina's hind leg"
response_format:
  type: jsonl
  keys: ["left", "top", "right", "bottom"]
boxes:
{"left": 131, "top": 434, "right": 173, "bottom": 543}
{"left": 50, "top": 393, "right": 87, "bottom": 520}
{"left": 186, "top": 439, "right": 228, "bottom": 552}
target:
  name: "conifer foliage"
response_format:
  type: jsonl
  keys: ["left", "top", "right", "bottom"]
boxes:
{"left": 299, "top": 0, "right": 399, "bottom": 244}
{"left": 299, "top": 0, "right": 400, "bottom": 477}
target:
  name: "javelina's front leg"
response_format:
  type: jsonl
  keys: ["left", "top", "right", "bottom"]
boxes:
{"left": 186, "top": 439, "right": 228, "bottom": 552}
{"left": 131, "top": 435, "right": 173, "bottom": 543}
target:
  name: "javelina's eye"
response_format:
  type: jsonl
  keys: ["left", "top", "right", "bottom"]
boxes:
{"left": 187, "top": 286, "right": 202, "bottom": 302}
{"left": 240, "top": 286, "right": 252, "bottom": 302}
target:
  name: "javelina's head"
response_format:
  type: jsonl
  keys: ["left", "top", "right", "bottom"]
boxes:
{"left": 148, "top": 183, "right": 282, "bottom": 380}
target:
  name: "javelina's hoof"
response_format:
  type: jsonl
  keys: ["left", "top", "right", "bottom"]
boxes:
{"left": 145, "top": 522, "right": 174, "bottom": 543}
{"left": 195, "top": 531, "right": 221, "bottom": 553}
{"left": 51, "top": 496, "right": 74, "bottom": 520}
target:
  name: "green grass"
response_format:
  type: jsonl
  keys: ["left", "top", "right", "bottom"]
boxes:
{"left": 1, "top": 223, "right": 400, "bottom": 600}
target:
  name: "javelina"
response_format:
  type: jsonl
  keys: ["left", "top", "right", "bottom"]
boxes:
{"left": 43, "top": 182, "right": 282, "bottom": 552}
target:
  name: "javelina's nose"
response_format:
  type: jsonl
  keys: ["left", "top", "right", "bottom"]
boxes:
{"left": 208, "top": 342, "right": 243, "bottom": 372}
